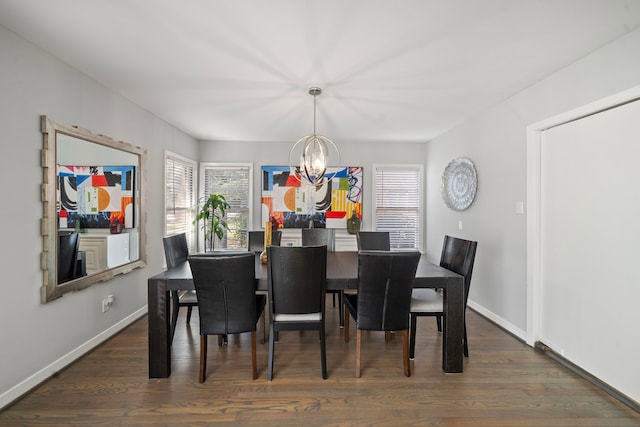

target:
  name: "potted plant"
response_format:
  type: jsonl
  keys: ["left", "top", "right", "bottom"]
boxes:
{"left": 194, "top": 193, "right": 230, "bottom": 251}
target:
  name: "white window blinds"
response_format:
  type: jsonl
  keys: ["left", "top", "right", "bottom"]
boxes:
{"left": 201, "top": 164, "right": 251, "bottom": 250}
{"left": 165, "top": 152, "right": 196, "bottom": 252}
{"left": 374, "top": 165, "right": 422, "bottom": 250}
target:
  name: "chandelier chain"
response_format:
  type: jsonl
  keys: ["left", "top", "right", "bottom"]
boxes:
{"left": 313, "top": 91, "right": 317, "bottom": 135}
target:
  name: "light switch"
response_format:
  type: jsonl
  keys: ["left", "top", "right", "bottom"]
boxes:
{"left": 458, "top": 220, "right": 463, "bottom": 230}
{"left": 516, "top": 202, "right": 524, "bottom": 215}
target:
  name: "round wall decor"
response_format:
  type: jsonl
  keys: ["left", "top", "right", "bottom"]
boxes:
{"left": 441, "top": 157, "right": 477, "bottom": 211}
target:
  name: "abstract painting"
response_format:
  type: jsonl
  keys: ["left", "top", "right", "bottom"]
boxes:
{"left": 261, "top": 166, "right": 362, "bottom": 229}
{"left": 57, "top": 165, "right": 135, "bottom": 229}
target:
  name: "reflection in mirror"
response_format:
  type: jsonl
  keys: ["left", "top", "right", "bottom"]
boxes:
{"left": 41, "top": 116, "right": 146, "bottom": 303}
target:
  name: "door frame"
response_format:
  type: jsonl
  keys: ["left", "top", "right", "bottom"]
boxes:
{"left": 525, "top": 85, "right": 640, "bottom": 346}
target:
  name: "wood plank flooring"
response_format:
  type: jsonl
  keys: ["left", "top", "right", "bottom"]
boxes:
{"left": 1, "top": 299, "right": 638, "bottom": 426}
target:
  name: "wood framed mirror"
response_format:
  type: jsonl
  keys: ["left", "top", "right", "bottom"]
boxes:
{"left": 41, "top": 115, "right": 146, "bottom": 303}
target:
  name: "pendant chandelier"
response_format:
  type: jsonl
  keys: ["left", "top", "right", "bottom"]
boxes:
{"left": 288, "top": 87, "right": 339, "bottom": 185}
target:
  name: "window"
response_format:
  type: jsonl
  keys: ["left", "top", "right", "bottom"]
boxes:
{"left": 374, "top": 164, "right": 422, "bottom": 250}
{"left": 200, "top": 163, "right": 252, "bottom": 250}
{"left": 164, "top": 152, "right": 197, "bottom": 252}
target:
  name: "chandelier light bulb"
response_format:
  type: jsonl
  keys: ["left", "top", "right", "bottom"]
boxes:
{"left": 303, "top": 136, "right": 328, "bottom": 180}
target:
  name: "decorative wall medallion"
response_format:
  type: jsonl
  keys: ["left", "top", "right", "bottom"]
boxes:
{"left": 441, "top": 157, "right": 477, "bottom": 211}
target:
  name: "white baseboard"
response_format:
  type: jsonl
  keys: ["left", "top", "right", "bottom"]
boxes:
{"left": 0, "top": 306, "right": 148, "bottom": 411}
{"left": 467, "top": 299, "right": 527, "bottom": 343}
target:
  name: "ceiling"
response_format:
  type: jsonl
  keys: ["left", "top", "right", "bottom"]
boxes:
{"left": 2, "top": 0, "right": 640, "bottom": 144}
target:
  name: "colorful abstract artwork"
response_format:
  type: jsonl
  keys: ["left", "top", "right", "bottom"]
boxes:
{"left": 57, "top": 165, "right": 135, "bottom": 229}
{"left": 261, "top": 166, "right": 362, "bottom": 229}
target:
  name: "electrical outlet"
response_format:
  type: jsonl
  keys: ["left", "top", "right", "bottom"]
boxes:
{"left": 102, "top": 298, "right": 110, "bottom": 313}
{"left": 102, "top": 294, "right": 114, "bottom": 313}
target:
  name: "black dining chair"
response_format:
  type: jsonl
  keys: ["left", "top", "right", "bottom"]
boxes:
{"left": 58, "top": 231, "right": 80, "bottom": 284}
{"left": 266, "top": 245, "right": 328, "bottom": 380}
{"left": 356, "top": 231, "right": 390, "bottom": 251}
{"left": 188, "top": 253, "right": 266, "bottom": 382}
{"left": 192, "top": 249, "right": 266, "bottom": 344}
{"left": 343, "top": 250, "right": 421, "bottom": 377}
{"left": 301, "top": 228, "right": 335, "bottom": 251}
{"left": 162, "top": 233, "right": 198, "bottom": 344}
{"left": 409, "top": 235, "right": 477, "bottom": 359}
{"left": 248, "top": 230, "right": 282, "bottom": 252}
{"left": 301, "top": 228, "right": 343, "bottom": 324}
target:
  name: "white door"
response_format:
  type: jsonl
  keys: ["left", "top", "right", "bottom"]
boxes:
{"left": 537, "top": 98, "right": 640, "bottom": 405}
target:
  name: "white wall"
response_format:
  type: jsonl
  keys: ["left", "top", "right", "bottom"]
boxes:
{"left": 198, "top": 140, "right": 427, "bottom": 234}
{"left": 0, "top": 25, "right": 198, "bottom": 408}
{"left": 426, "top": 28, "right": 640, "bottom": 342}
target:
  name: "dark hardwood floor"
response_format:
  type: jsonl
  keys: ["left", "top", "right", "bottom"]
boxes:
{"left": 1, "top": 298, "right": 638, "bottom": 426}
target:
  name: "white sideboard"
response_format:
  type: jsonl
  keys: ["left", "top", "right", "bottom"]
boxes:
{"left": 334, "top": 231, "right": 358, "bottom": 251}
{"left": 79, "top": 233, "right": 130, "bottom": 275}
{"left": 279, "top": 229, "right": 357, "bottom": 251}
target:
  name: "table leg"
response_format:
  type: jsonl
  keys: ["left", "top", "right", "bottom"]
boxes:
{"left": 442, "top": 276, "right": 464, "bottom": 373}
{"left": 148, "top": 278, "right": 171, "bottom": 378}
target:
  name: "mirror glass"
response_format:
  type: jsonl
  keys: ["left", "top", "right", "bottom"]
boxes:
{"left": 41, "top": 116, "right": 146, "bottom": 303}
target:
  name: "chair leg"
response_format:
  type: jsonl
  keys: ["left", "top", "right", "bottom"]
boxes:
{"left": 170, "top": 291, "right": 180, "bottom": 345}
{"left": 344, "top": 306, "right": 350, "bottom": 342}
{"left": 409, "top": 313, "right": 417, "bottom": 359}
{"left": 436, "top": 314, "right": 442, "bottom": 332}
{"left": 199, "top": 335, "right": 207, "bottom": 383}
{"left": 385, "top": 331, "right": 392, "bottom": 342}
{"left": 268, "top": 323, "right": 275, "bottom": 381}
{"left": 186, "top": 305, "right": 193, "bottom": 324}
{"left": 251, "top": 331, "right": 258, "bottom": 380}
{"left": 463, "top": 322, "right": 469, "bottom": 357}
{"left": 355, "top": 329, "right": 362, "bottom": 378}
{"left": 320, "top": 324, "right": 327, "bottom": 379}
{"left": 402, "top": 329, "right": 410, "bottom": 377}
{"left": 332, "top": 291, "right": 336, "bottom": 307}
{"left": 338, "top": 291, "right": 344, "bottom": 328}
{"left": 261, "top": 311, "right": 266, "bottom": 344}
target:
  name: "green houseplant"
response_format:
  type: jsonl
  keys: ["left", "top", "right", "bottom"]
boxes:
{"left": 194, "top": 194, "right": 230, "bottom": 251}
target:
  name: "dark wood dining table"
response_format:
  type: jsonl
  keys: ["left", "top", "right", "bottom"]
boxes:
{"left": 147, "top": 251, "right": 465, "bottom": 378}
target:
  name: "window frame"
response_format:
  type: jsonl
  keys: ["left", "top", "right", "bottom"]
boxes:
{"left": 198, "top": 162, "right": 253, "bottom": 251}
{"left": 372, "top": 163, "right": 424, "bottom": 252}
{"left": 164, "top": 151, "right": 197, "bottom": 254}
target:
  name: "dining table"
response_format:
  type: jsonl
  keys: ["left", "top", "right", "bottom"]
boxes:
{"left": 147, "top": 251, "right": 465, "bottom": 378}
